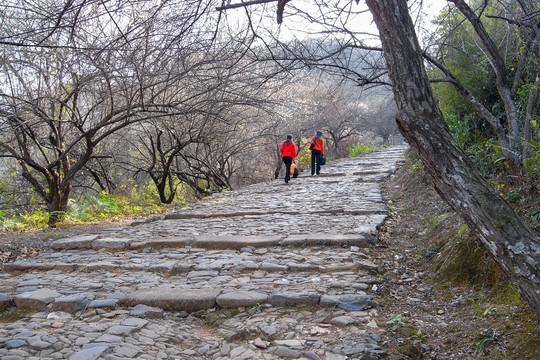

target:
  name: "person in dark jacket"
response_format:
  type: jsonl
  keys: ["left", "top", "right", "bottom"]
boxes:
{"left": 310, "top": 130, "right": 324, "bottom": 175}
{"left": 279, "top": 134, "right": 297, "bottom": 183}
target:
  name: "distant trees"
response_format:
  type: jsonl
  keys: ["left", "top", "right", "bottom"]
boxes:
{"left": 364, "top": 96, "right": 400, "bottom": 145}
{"left": 0, "top": 0, "right": 419, "bottom": 227}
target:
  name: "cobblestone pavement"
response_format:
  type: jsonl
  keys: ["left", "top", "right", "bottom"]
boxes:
{"left": 0, "top": 146, "right": 407, "bottom": 360}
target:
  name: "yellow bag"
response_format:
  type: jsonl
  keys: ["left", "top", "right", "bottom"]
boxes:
{"left": 290, "top": 163, "right": 298, "bottom": 178}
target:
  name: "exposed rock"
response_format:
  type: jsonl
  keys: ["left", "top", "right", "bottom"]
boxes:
{"left": 119, "top": 288, "right": 220, "bottom": 311}
{"left": 268, "top": 292, "right": 320, "bottom": 307}
{"left": 216, "top": 290, "right": 269, "bottom": 308}
{"left": 13, "top": 288, "right": 60, "bottom": 310}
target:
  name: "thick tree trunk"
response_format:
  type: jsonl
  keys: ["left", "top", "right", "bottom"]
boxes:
{"left": 365, "top": 0, "right": 540, "bottom": 320}
{"left": 48, "top": 186, "right": 71, "bottom": 227}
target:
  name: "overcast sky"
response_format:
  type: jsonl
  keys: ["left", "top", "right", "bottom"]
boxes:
{"left": 220, "top": 0, "right": 448, "bottom": 45}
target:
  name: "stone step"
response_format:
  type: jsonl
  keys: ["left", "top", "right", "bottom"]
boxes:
{"left": 3, "top": 256, "right": 378, "bottom": 274}
{"left": 161, "top": 208, "right": 387, "bottom": 220}
{"left": 119, "top": 289, "right": 373, "bottom": 312}
{"left": 0, "top": 146, "right": 409, "bottom": 360}
{"left": 7, "top": 286, "right": 373, "bottom": 314}
{"left": 49, "top": 232, "right": 378, "bottom": 251}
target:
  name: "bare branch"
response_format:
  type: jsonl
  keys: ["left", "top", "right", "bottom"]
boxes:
{"left": 216, "top": 0, "right": 277, "bottom": 12}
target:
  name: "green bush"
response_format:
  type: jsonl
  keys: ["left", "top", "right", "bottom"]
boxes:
{"left": 348, "top": 144, "right": 387, "bottom": 157}
{"left": 1, "top": 210, "right": 49, "bottom": 232}
{"left": 0, "top": 181, "right": 177, "bottom": 232}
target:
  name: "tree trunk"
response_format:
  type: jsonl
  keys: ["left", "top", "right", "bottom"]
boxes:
{"left": 48, "top": 186, "right": 72, "bottom": 227}
{"left": 365, "top": 0, "right": 540, "bottom": 320}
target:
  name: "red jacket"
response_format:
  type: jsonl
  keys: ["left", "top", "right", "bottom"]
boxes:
{"left": 280, "top": 141, "right": 297, "bottom": 158}
{"left": 310, "top": 137, "right": 324, "bottom": 154}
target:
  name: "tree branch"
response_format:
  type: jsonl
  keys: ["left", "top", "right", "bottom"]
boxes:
{"left": 216, "top": 0, "right": 277, "bottom": 11}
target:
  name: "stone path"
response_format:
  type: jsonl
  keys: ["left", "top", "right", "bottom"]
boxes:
{"left": 0, "top": 146, "right": 406, "bottom": 360}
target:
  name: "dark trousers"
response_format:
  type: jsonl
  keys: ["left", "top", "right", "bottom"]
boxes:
{"left": 283, "top": 156, "right": 293, "bottom": 182}
{"left": 311, "top": 149, "right": 321, "bottom": 175}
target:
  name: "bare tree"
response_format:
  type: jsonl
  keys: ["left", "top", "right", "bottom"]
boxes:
{"left": 0, "top": 0, "right": 217, "bottom": 225}
{"left": 364, "top": 94, "right": 400, "bottom": 145}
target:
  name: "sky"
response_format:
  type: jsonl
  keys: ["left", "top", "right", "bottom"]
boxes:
{"left": 220, "top": 0, "right": 449, "bottom": 44}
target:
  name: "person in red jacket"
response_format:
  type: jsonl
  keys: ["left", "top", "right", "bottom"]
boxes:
{"left": 310, "top": 130, "right": 324, "bottom": 175}
{"left": 279, "top": 134, "right": 297, "bottom": 183}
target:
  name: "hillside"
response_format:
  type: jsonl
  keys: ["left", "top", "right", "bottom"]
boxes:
{"left": 375, "top": 152, "right": 540, "bottom": 359}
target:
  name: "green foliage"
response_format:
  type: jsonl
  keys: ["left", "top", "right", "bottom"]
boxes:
{"left": 68, "top": 186, "right": 167, "bottom": 222}
{"left": 409, "top": 160, "right": 424, "bottom": 175}
{"left": 0, "top": 181, "right": 177, "bottom": 232}
{"left": 430, "top": 0, "right": 540, "bottom": 186}
{"left": 348, "top": 144, "right": 387, "bottom": 157}
{"left": 411, "top": 329, "right": 428, "bottom": 345}
{"left": 475, "top": 328, "right": 499, "bottom": 355}
{"left": 524, "top": 139, "right": 540, "bottom": 175}
{"left": 1, "top": 210, "right": 49, "bottom": 232}
{"left": 386, "top": 313, "right": 406, "bottom": 331}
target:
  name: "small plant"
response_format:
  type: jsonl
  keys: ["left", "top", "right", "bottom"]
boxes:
{"left": 411, "top": 328, "right": 428, "bottom": 345}
{"left": 457, "top": 224, "right": 469, "bottom": 235}
{"left": 473, "top": 301, "right": 499, "bottom": 319}
{"left": 251, "top": 303, "right": 263, "bottom": 313}
{"left": 475, "top": 328, "right": 499, "bottom": 354}
{"left": 409, "top": 160, "right": 425, "bottom": 174}
{"left": 386, "top": 313, "right": 406, "bottom": 330}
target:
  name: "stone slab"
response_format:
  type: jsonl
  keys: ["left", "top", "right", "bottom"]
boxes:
{"left": 288, "top": 263, "right": 321, "bottom": 272}
{"left": 13, "top": 288, "right": 60, "bottom": 310}
{"left": 356, "top": 260, "right": 378, "bottom": 273}
{"left": 119, "top": 288, "right": 220, "bottom": 312}
{"left": 3, "top": 262, "right": 57, "bottom": 271}
{"left": 51, "top": 234, "right": 99, "bottom": 250}
{"left": 70, "top": 345, "right": 109, "bottom": 360}
{"left": 320, "top": 295, "right": 373, "bottom": 311}
{"left": 216, "top": 291, "right": 269, "bottom": 308}
{"left": 84, "top": 261, "right": 120, "bottom": 272}
{"left": 88, "top": 299, "right": 118, "bottom": 309}
{"left": 128, "top": 237, "right": 193, "bottom": 250}
{"left": 50, "top": 293, "right": 93, "bottom": 313}
{"left": 130, "top": 304, "right": 164, "bottom": 318}
{"left": 165, "top": 211, "right": 270, "bottom": 220}
{"left": 193, "top": 236, "right": 281, "bottom": 249}
{"left": 280, "top": 235, "right": 308, "bottom": 246}
{"left": 282, "top": 234, "right": 371, "bottom": 247}
{"left": 91, "top": 237, "right": 129, "bottom": 250}
{"left": 268, "top": 292, "right": 320, "bottom": 307}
